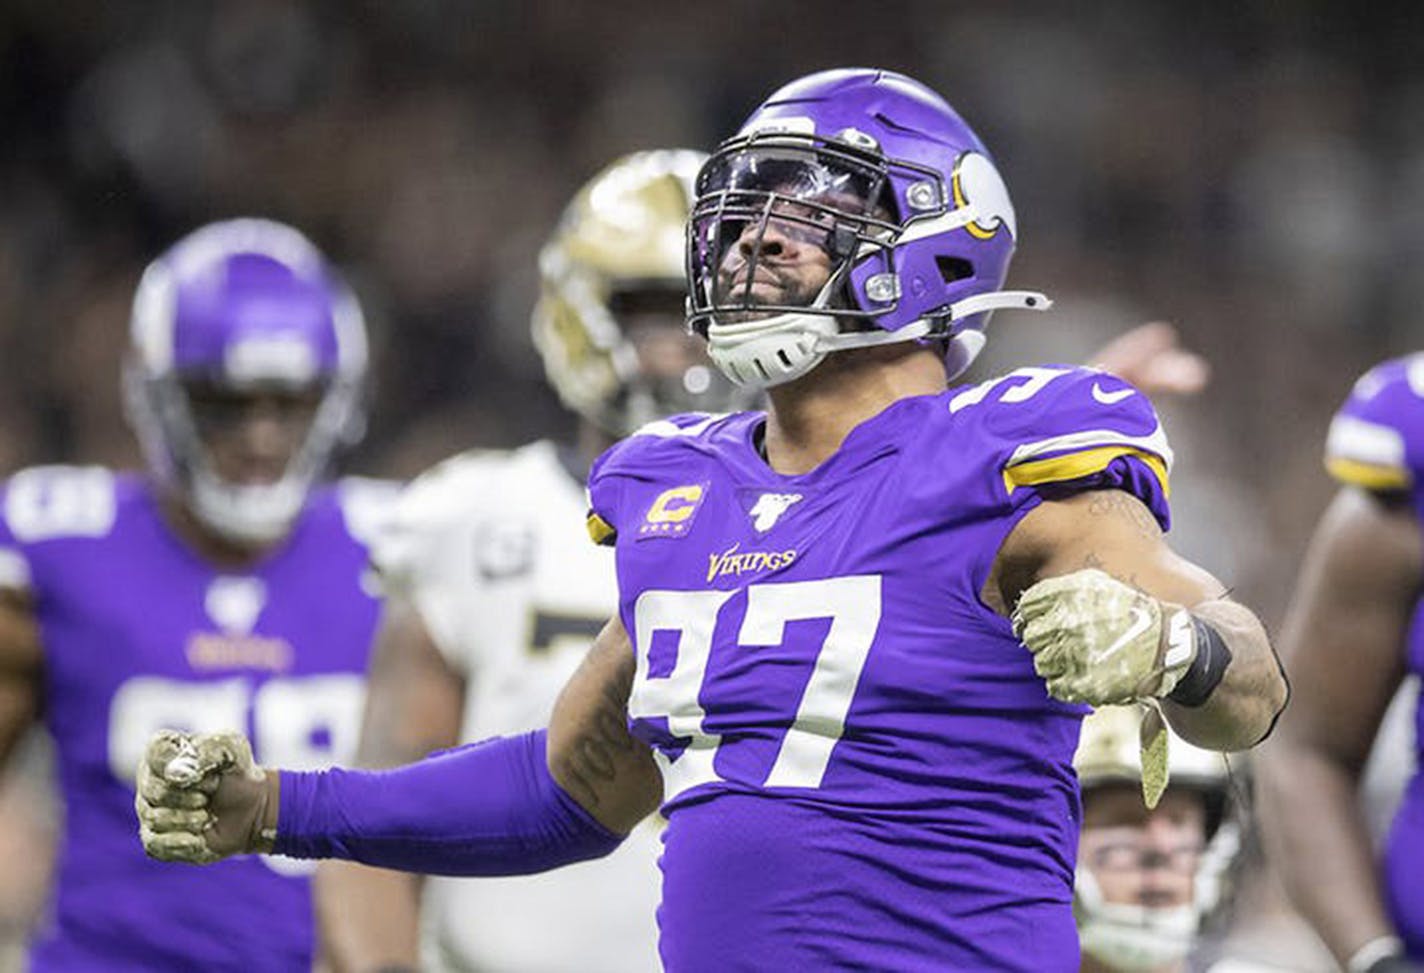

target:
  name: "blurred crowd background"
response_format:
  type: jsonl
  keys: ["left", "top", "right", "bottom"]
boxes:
{"left": 0, "top": 1, "right": 1421, "bottom": 966}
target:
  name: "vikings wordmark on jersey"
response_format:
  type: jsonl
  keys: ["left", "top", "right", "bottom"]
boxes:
{"left": 0, "top": 468, "right": 391, "bottom": 972}
{"left": 588, "top": 366, "right": 1172, "bottom": 971}
{"left": 1325, "top": 353, "right": 1424, "bottom": 955}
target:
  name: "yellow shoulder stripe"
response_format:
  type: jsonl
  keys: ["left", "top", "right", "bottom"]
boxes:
{"left": 1325, "top": 456, "right": 1412, "bottom": 492}
{"left": 1004, "top": 445, "right": 1170, "bottom": 498}
{"left": 586, "top": 511, "right": 617, "bottom": 547}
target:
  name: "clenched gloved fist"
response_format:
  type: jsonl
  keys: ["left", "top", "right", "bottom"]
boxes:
{"left": 1012, "top": 568, "right": 1196, "bottom": 706}
{"left": 135, "top": 729, "right": 279, "bottom": 864}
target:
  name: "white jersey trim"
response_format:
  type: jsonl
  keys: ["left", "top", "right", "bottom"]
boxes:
{"left": 1326, "top": 414, "right": 1408, "bottom": 469}
{"left": 1005, "top": 423, "right": 1175, "bottom": 474}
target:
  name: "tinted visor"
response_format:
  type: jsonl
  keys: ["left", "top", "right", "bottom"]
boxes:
{"left": 699, "top": 145, "right": 894, "bottom": 219}
{"left": 690, "top": 144, "right": 896, "bottom": 320}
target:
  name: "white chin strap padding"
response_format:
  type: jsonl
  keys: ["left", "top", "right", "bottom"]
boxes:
{"left": 191, "top": 474, "right": 305, "bottom": 545}
{"left": 706, "top": 312, "right": 840, "bottom": 389}
{"left": 1074, "top": 865, "right": 1198, "bottom": 972}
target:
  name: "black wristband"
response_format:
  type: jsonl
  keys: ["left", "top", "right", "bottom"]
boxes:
{"left": 1167, "top": 616, "right": 1232, "bottom": 707}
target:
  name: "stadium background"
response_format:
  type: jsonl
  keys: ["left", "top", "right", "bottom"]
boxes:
{"left": 0, "top": 1, "right": 1420, "bottom": 967}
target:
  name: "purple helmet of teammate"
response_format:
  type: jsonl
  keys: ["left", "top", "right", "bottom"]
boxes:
{"left": 124, "top": 218, "right": 367, "bottom": 543}
{"left": 687, "top": 67, "right": 1050, "bottom": 388}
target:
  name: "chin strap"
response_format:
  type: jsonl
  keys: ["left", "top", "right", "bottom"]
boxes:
{"left": 189, "top": 472, "right": 306, "bottom": 545}
{"left": 947, "top": 289, "right": 1052, "bottom": 320}
{"left": 1075, "top": 865, "right": 1199, "bottom": 971}
{"left": 813, "top": 289, "right": 1053, "bottom": 354}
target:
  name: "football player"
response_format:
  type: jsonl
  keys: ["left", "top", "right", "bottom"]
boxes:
{"left": 315, "top": 149, "right": 1210, "bottom": 973}
{"left": 1258, "top": 355, "right": 1424, "bottom": 973}
{"left": 0, "top": 218, "right": 392, "bottom": 970}
{"left": 1075, "top": 705, "right": 1237, "bottom": 973}
{"left": 137, "top": 70, "right": 1287, "bottom": 971}
{"left": 313, "top": 150, "right": 742, "bottom": 973}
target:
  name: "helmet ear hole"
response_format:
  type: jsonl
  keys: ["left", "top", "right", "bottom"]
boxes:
{"left": 936, "top": 256, "right": 973, "bottom": 284}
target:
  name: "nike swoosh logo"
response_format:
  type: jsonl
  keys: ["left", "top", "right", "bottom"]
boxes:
{"left": 1090, "top": 605, "right": 1155, "bottom": 666}
{"left": 1092, "top": 383, "right": 1136, "bottom": 405}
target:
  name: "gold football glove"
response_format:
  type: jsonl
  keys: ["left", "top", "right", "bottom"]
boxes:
{"left": 1012, "top": 568, "right": 1197, "bottom": 706}
{"left": 135, "top": 729, "right": 278, "bottom": 864}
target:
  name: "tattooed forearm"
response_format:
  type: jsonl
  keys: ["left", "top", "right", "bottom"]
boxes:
{"left": 558, "top": 652, "right": 640, "bottom": 807}
{"left": 548, "top": 621, "right": 662, "bottom": 832}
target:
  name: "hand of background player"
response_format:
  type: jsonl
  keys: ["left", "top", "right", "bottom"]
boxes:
{"left": 1012, "top": 569, "right": 1196, "bottom": 705}
{"left": 136, "top": 729, "right": 279, "bottom": 864}
{"left": 1089, "top": 321, "right": 1210, "bottom": 398}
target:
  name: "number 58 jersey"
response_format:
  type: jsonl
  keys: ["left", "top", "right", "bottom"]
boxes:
{"left": 0, "top": 469, "right": 392, "bottom": 972}
{"left": 588, "top": 366, "right": 1174, "bottom": 973}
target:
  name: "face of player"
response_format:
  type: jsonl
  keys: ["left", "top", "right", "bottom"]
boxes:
{"left": 185, "top": 381, "right": 324, "bottom": 487}
{"left": 714, "top": 193, "right": 843, "bottom": 313}
{"left": 1078, "top": 784, "right": 1208, "bottom": 910}
{"left": 612, "top": 286, "right": 704, "bottom": 380}
{"left": 612, "top": 285, "right": 742, "bottom": 422}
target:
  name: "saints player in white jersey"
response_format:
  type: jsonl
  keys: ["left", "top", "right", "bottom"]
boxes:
{"left": 313, "top": 149, "right": 750, "bottom": 973}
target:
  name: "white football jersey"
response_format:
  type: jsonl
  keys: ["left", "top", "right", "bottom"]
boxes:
{"left": 373, "top": 441, "right": 662, "bottom": 973}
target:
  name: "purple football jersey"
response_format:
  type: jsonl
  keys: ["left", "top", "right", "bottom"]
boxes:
{"left": 1325, "top": 353, "right": 1424, "bottom": 956}
{"left": 0, "top": 468, "right": 387, "bottom": 971}
{"left": 588, "top": 366, "right": 1172, "bottom": 971}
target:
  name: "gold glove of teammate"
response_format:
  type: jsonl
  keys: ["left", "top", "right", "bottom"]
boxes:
{"left": 1012, "top": 568, "right": 1197, "bottom": 706}
{"left": 135, "top": 729, "right": 278, "bottom": 864}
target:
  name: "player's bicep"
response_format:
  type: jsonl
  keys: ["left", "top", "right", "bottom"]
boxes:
{"left": 992, "top": 489, "right": 1224, "bottom": 613}
{"left": 354, "top": 595, "right": 464, "bottom": 769}
{"left": 1277, "top": 487, "right": 1420, "bottom": 768}
{"left": 547, "top": 616, "right": 661, "bottom": 834}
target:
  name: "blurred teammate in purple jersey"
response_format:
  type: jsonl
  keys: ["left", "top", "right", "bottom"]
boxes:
{"left": 0, "top": 218, "right": 393, "bottom": 970}
{"left": 136, "top": 70, "right": 1287, "bottom": 971}
{"left": 1259, "top": 355, "right": 1424, "bottom": 973}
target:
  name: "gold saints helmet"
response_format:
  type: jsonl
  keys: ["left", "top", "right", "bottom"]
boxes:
{"left": 532, "top": 149, "right": 751, "bottom": 437}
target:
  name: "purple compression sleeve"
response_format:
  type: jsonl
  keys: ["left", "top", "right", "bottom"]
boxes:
{"left": 273, "top": 729, "right": 625, "bottom": 875}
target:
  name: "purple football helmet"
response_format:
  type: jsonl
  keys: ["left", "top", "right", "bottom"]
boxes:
{"left": 687, "top": 68, "right": 1050, "bottom": 388}
{"left": 125, "top": 218, "right": 367, "bottom": 543}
